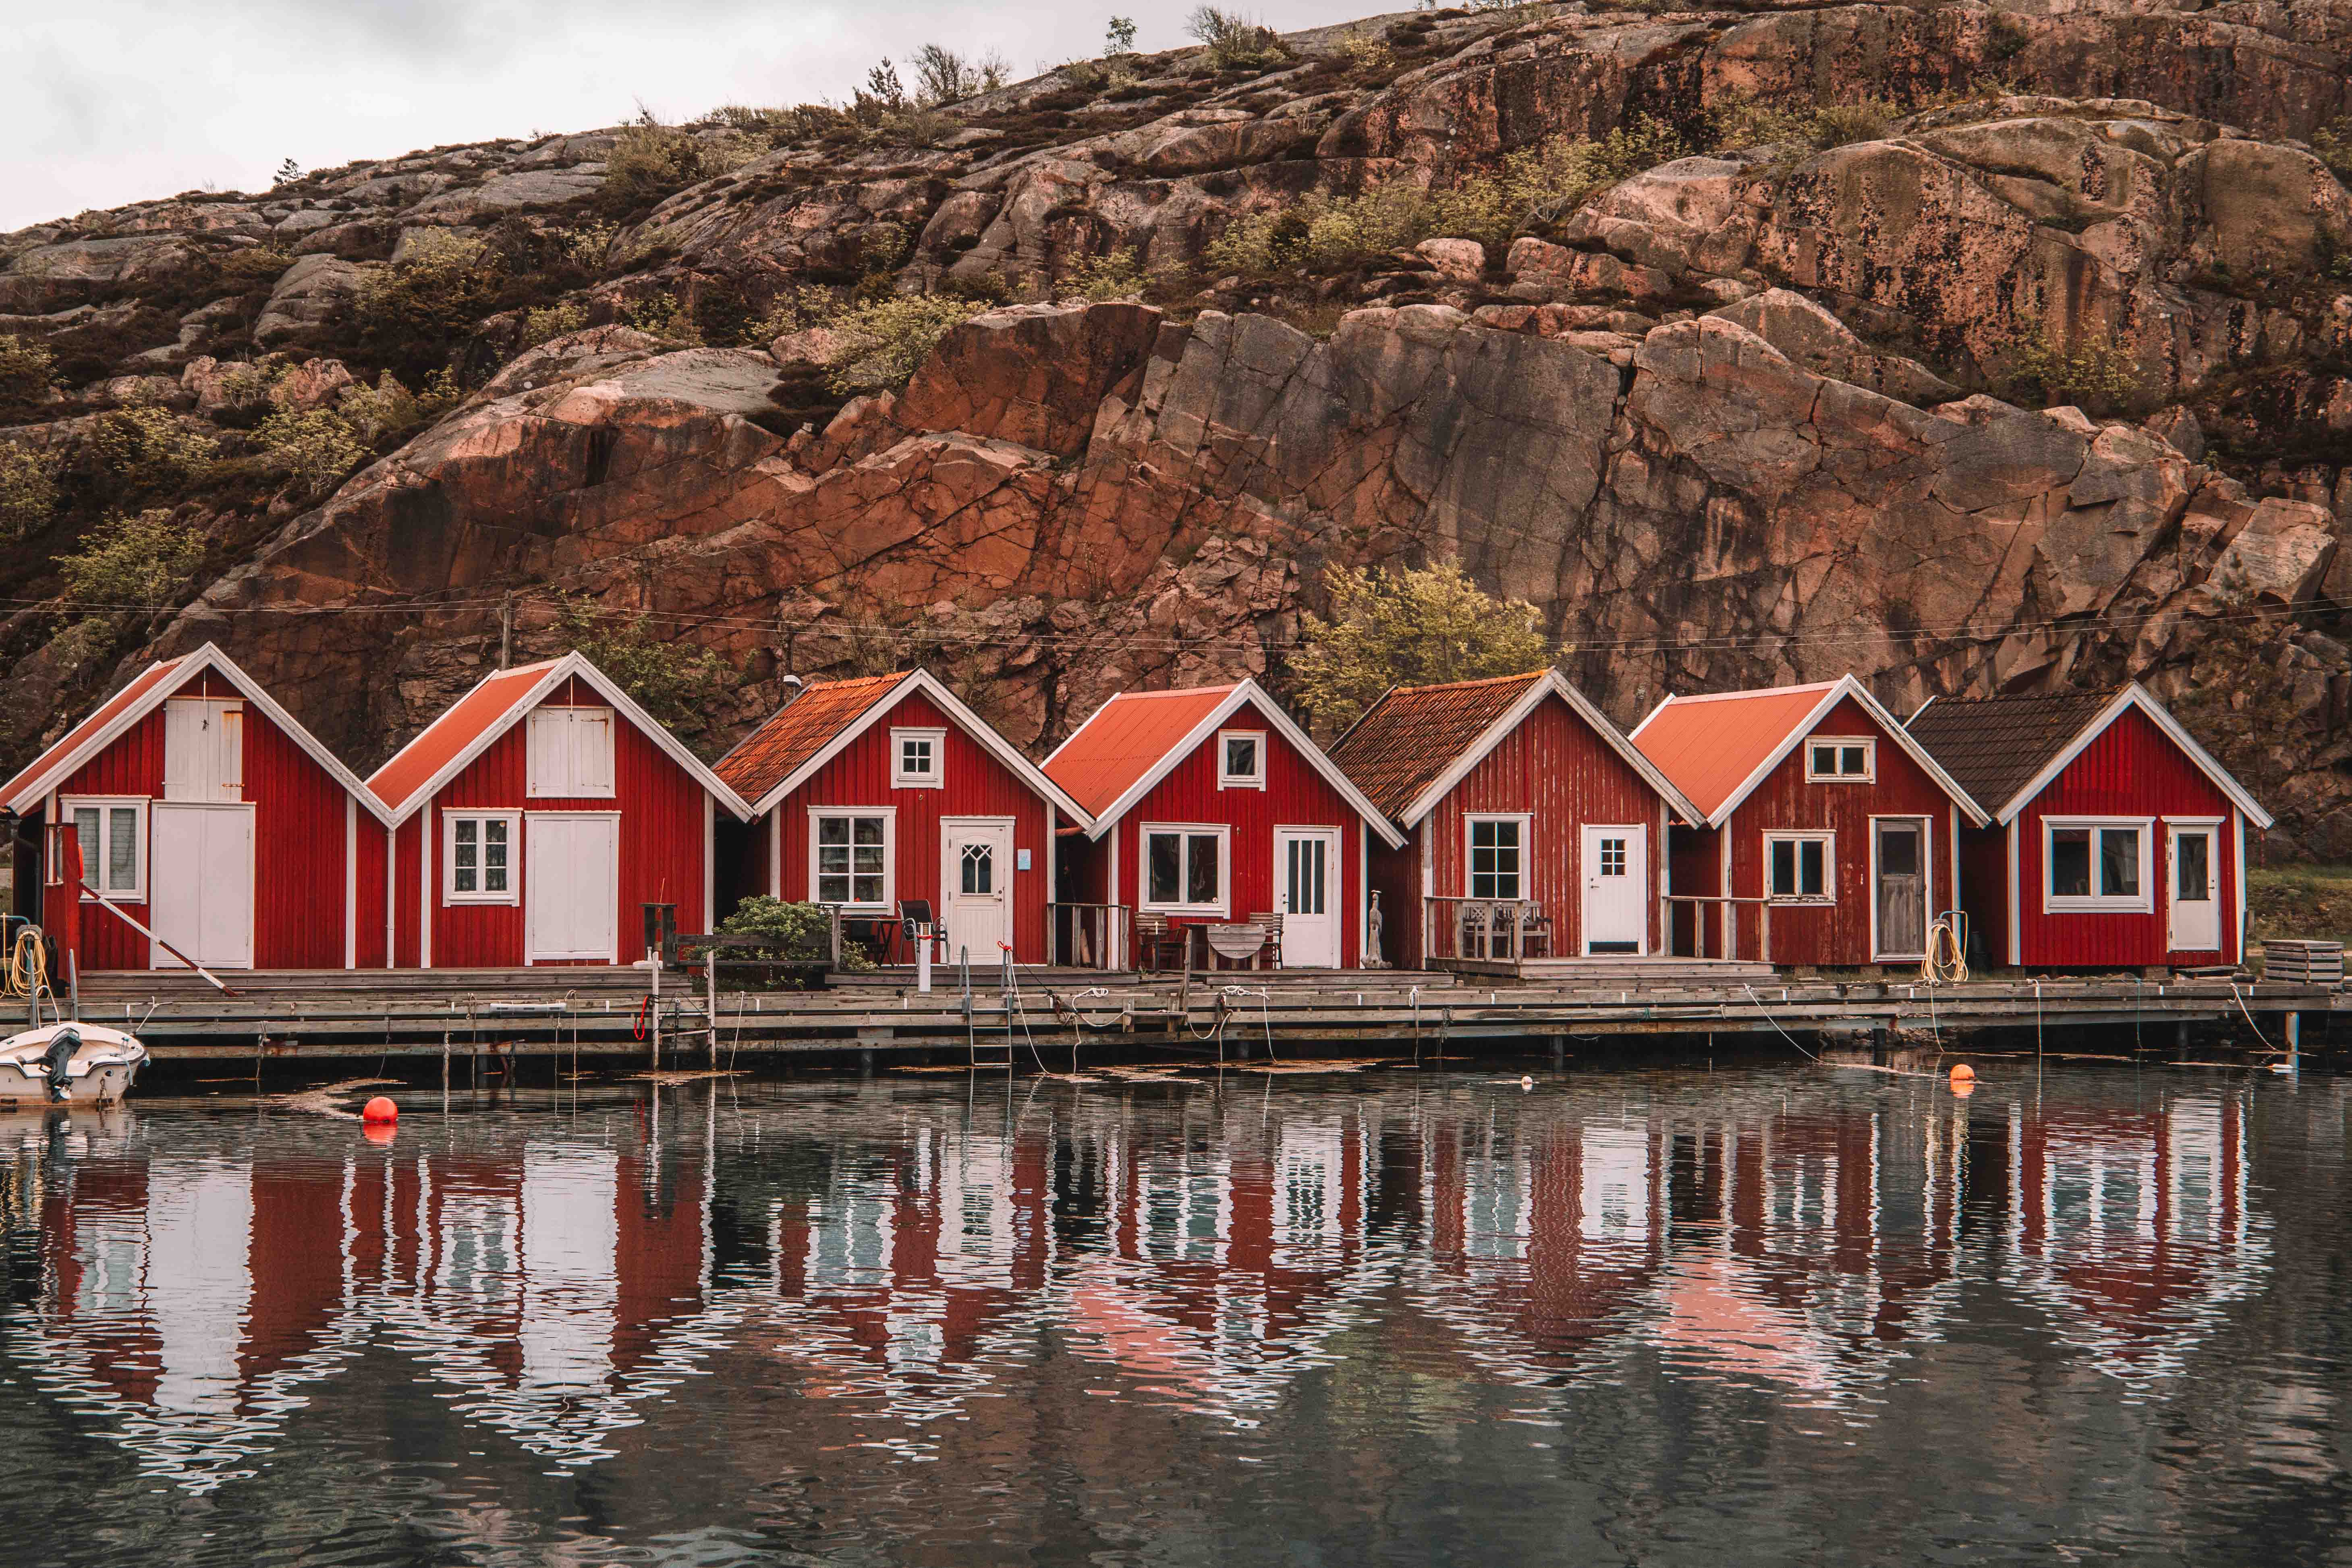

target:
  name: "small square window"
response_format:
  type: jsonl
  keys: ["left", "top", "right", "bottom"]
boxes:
{"left": 1805, "top": 737, "right": 1875, "bottom": 782}
{"left": 890, "top": 728, "right": 945, "bottom": 788}
{"left": 443, "top": 812, "right": 519, "bottom": 904}
{"left": 1217, "top": 730, "right": 1265, "bottom": 788}
{"left": 1765, "top": 833, "right": 1832, "bottom": 899}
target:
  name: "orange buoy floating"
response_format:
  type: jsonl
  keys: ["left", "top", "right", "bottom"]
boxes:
{"left": 363, "top": 1123, "right": 397, "bottom": 1145}
{"left": 361, "top": 1095, "right": 399, "bottom": 1124}
{"left": 1948, "top": 1063, "right": 1975, "bottom": 1085}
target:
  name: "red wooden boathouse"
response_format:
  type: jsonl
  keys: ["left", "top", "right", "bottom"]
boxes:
{"left": 0, "top": 643, "right": 394, "bottom": 972}
{"left": 1905, "top": 684, "right": 2270, "bottom": 970}
{"left": 1043, "top": 680, "right": 1404, "bottom": 970}
{"left": 367, "top": 652, "right": 752, "bottom": 968}
{"left": 1330, "top": 670, "right": 1702, "bottom": 969}
{"left": 1631, "top": 676, "right": 1988, "bottom": 968}
{"left": 713, "top": 670, "right": 1091, "bottom": 965}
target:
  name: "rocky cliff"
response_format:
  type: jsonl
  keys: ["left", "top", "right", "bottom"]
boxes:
{"left": 4, "top": 1, "right": 2352, "bottom": 848}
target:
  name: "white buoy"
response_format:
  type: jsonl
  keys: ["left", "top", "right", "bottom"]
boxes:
{"left": 1519, "top": 1075, "right": 1535, "bottom": 1091}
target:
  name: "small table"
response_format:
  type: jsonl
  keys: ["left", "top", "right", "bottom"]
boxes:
{"left": 1202, "top": 922, "right": 1272, "bottom": 969}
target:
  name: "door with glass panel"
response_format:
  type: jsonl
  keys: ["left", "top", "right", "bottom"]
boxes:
{"left": 1275, "top": 827, "right": 1340, "bottom": 967}
{"left": 941, "top": 818, "right": 1014, "bottom": 962}
{"left": 1581, "top": 824, "right": 1647, "bottom": 955}
{"left": 2167, "top": 824, "right": 2220, "bottom": 951}
{"left": 1873, "top": 818, "right": 1928, "bottom": 960}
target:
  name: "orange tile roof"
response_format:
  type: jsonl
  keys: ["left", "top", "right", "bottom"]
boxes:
{"left": 1043, "top": 685, "right": 1237, "bottom": 821}
{"left": 713, "top": 672, "right": 910, "bottom": 806}
{"left": 1328, "top": 672, "right": 1547, "bottom": 821}
{"left": 0, "top": 656, "right": 189, "bottom": 811}
{"left": 368, "top": 661, "right": 560, "bottom": 817}
{"left": 1631, "top": 682, "right": 1838, "bottom": 821}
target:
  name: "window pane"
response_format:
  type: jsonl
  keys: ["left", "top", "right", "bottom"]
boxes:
{"left": 961, "top": 844, "right": 991, "bottom": 894}
{"left": 1147, "top": 833, "right": 1180, "bottom": 903}
{"left": 1495, "top": 821, "right": 1520, "bottom": 850}
{"left": 72, "top": 808, "right": 97, "bottom": 888}
{"left": 454, "top": 820, "right": 478, "bottom": 892}
{"left": 2100, "top": 829, "right": 2140, "bottom": 898}
{"left": 1811, "top": 745, "right": 1835, "bottom": 776}
{"left": 108, "top": 807, "right": 138, "bottom": 891}
{"left": 2178, "top": 834, "right": 2209, "bottom": 901}
{"left": 1471, "top": 820, "right": 1497, "bottom": 848}
{"left": 818, "top": 873, "right": 848, "bottom": 903}
{"left": 1770, "top": 839, "right": 1795, "bottom": 896}
{"left": 853, "top": 817, "right": 884, "bottom": 846}
{"left": 819, "top": 817, "right": 848, "bottom": 846}
{"left": 1800, "top": 840, "right": 1824, "bottom": 897}
{"left": 1225, "top": 737, "right": 1255, "bottom": 777}
{"left": 2051, "top": 829, "right": 2091, "bottom": 897}
{"left": 854, "top": 871, "right": 884, "bottom": 903}
{"left": 818, "top": 844, "right": 848, "bottom": 875}
{"left": 1842, "top": 746, "right": 1867, "bottom": 775}
{"left": 484, "top": 825, "right": 507, "bottom": 893}
{"left": 853, "top": 845, "right": 884, "bottom": 874}
{"left": 1879, "top": 825, "right": 1919, "bottom": 877}
{"left": 1187, "top": 834, "right": 1221, "bottom": 905}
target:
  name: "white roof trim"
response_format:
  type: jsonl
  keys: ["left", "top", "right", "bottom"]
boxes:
{"left": 1072, "top": 680, "right": 1406, "bottom": 848}
{"left": 371, "top": 652, "right": 755, "bottom": 824}
{"left": 1992, "top": 683, "right": 2273, "bottom": 828}
{"left": 741, "top": 670, "right": 1093, "bottom": 825}
{"left": 1395, "top": 671, "right": 1703, "bottom": 828}
{"left": 3, "top": 643, "right": 399, "bottom": 825}
{"left": 1682, "top": 675, "right": 1990, "bottom": 829}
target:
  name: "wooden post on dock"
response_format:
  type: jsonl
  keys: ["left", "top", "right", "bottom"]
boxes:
{"left": 707, "top": 958, "right": 719, "bottom": 1070}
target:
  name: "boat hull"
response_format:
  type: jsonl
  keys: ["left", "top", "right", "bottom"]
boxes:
{"left": 0, "top": 1025, "right": 147, "bottom": 1104}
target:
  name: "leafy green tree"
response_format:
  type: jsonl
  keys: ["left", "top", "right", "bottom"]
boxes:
{"left": 553, "top": 597, "right": 738, "bottom": 747}
{"left": 1104, "top": 15, "right": 1138, "bottom": 54}
{"left": 1291, "top": 561, "right": 1552, "bottom": 733}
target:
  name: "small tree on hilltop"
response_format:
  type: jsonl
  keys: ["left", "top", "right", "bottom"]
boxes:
{"left": 1290, "top": 561, "right": 1553, "bottom": 734}
{"left": 554, "top": 597, "right": 739, "bottom": 752}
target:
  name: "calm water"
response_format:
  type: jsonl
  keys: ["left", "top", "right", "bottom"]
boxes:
{"left": 0, "top": 1058, "right": 2346, "bottom": 1566}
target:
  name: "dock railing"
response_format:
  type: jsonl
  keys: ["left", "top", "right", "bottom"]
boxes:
{"left": 1662, "top": 895, "right": 1774, "bottom": 965}
{"left": 1049, "top": 902, "right": 1130, "bottom": 970}
{"left": 1424, "top": 897, "right": 1553, "bottom": 964}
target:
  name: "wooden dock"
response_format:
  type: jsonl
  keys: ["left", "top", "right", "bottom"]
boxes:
{"left": 45, "top": 963, "right": 2339, "bottom": 1068}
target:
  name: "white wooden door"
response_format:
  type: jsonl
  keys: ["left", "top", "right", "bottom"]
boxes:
{"left": 1276, "top": 828, "right": 1340, "bottom": 968}
{"left": 941, "top": 818, "right": 1014, "bottom": 962}
{"left": 150, "top": 803, "right": 254, "bottom": 969}
{"left": 162, "top": 698, "right": 242, "bottom": 801}
{"left": 2167, "top": 825, "right": 2221, "bottom": 951}
{"left": 526, "top": 814, "right": 618, "bottom": 962}
{"left": 1580, "top": 824, "right": 1647, "bottom": 956}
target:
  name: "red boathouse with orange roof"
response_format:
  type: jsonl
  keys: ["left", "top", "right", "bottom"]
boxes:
{"left": 1630, "top": 675, "right": 1987, "bottom": 969}
{"left": 1906, "top": 683, "right": 2271, "bottom": 970}
{"left": 0, "top": 643, "right": 395, "bottom": 973}
{"left": 713, "top": 670, "right": 1090, "bottom": 966}
{"left": 367, "top": 651, "right": 753, "bottom": 969}
{"left": 1044, "top": 680, "right": 1404, "bottom": 971}
{"left": 1330, "top": 670, "right": 1702, "bottom": 971}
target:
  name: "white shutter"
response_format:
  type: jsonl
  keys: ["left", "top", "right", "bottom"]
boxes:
{"left": 571, "top": 710, "right": 615, "bottom": 796}
{"left": 163, "top": 700, "right": 205, "bottom": 801}
{"left": 527, "top": 711, "right": 568, "bottom": 797}
{"left": 216, "top": 706, "right": 243, "bottom": 798}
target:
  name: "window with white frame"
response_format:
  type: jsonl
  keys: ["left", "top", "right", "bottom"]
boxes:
{"left": 1217, "top": 730, "right": 1265, "bottom": 789}
{"left": 443, "top": 811, "right": 519, "bottom": 904}
{"left": 1806, "top": 737, "right": 1875, "bottom": 782}
{"left": 1142, "top": 824, "right": 1229, "bottom": 913}
{"left": 812, "top": 810, "right": 893, "bottom": 908}
{"left": 61, "top": 797, "right": 145, "bottom": 900}
{"left": 2045, "top": 818, "right": 2151, "bottom": 911}
{"left": 526, "top": 707, "right": 615, "bottom": 798}
{"left": 1765, "top": 831, "right": 1833, "bottom": 900}
{"left": 891, "top": 728, "right": 945, "bottom": 788}
{"left": 1466, "top": 815, "right": 1527, "bottom": 900}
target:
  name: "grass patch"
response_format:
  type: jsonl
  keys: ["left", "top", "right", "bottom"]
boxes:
{"left": 2247, "top": 865, "right": 2352, "bottom": 970}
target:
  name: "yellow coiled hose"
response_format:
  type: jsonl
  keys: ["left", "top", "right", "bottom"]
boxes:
{"left": 3, "top": 925, "right": 51, "bottom": 1001}
{"left": 1921, "top": 912, "right": 1970, "bottom": 986}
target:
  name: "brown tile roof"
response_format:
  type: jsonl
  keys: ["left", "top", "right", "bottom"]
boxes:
{"left": 1328, "top": 672, "right": 1548, "bottom": 821}
{"left": 715, "top": 672, "right": 910, "bottom": 805}
{"left": 1903, "top": 688, "right": 2122, "bottom": 815}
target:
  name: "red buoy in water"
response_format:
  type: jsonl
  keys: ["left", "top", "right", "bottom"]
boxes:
{"left": 362, "top": 1095, "right": 399, "bottom": 1124}
{"left": 363, "top": 1123, "right": 397, "bottom": 1145}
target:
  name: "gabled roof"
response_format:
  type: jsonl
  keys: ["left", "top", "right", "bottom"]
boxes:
{"left": 1629, "top": 674, "right": 1989, "bottom": 829}
{"left": 1329, "top": 669, "right": 1701, "bottom": 827}
{"left": 367, "top": 651, "right": 754, "bottom": 824}
{"left": 0, "top": 643, "right": 395, "bottom": 823}
{"left": 1043, "top": 679, "right": 1406, "bottom": 847}
{"left": 714, "top": 668, "right": 1091, "bottom": 824}
{"left": 1906, "top": 682, "right": 2273, "bottom": 828}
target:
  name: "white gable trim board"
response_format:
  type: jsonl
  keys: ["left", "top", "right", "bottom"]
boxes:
{"left": 1990, "top": 683, "right": 2275, "bottom": 828}
{"left": 1671, "top": 676, "right": 1990, "bottom": 831}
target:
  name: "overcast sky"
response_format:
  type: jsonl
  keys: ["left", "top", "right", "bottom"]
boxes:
{"left": 5, "top": 0, "right": 1383, "bottom": 232}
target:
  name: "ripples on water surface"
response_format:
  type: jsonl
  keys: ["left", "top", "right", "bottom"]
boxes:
{"left": 0, "top": 1060, "right": 2346, "bottom": 1566}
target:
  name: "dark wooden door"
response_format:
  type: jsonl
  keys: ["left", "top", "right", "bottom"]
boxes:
{"left": 1875, "top": 820, "right": 1926, "bottom": 959}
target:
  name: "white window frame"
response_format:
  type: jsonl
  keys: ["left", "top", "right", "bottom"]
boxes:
{"left": 526, "top": 705, "right": 617, "bottom": 799}
{"left": 890, "top": 727, "right": 946, "bottom": 789}
{"left": 1763, "top": 830, "right": 1836, "bottom": 902}
{"left": 809, "top": 806, "right": 896, "bottom": 911}
{"left": 2043, "top": 815, "right": 2154, "bottom": 914}
{"left": 1464, "top": 813, "right": 1531, "bottom": 902}
{"left": 1139, "top": 821, "right": 1231, "bottom": 915}
{"left": 1216, "top": 730, "right": 1266, "bottom": 790}
{"left": 60, "top": 795, "right": 147, "bottom": 902}
{"left": 442, "top": 809, "right": 521, "bottom": 905}
{"left": 1804, "top": 736, "right": 1876, "bottom": 782}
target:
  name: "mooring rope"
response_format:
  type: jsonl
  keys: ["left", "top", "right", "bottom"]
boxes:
{"left": 1742, "top": 983, "right": 1820, "bottom": 1061}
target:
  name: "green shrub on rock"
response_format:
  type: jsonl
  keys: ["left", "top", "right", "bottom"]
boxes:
{"left": 0, "top": 444, "right": 59, "bottom": 539}
{"left": 56, "top": 507, "right": 204, "bottom": 611}
{"left": 0, "top": 334, "right": 55, "bottom": 402}
{"left": 83, "top": 405, "right": 218, "bottom": 500}
{"left": 254, "top": 406, "right": 367, "bottom": 499}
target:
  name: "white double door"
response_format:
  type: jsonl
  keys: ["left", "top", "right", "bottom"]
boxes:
{"left": 1580, "top": 823, "right": 1648, "bottom": 956}
{"left": 151, "top": 803, "right": 254, "bottom": 969}
{"left": 941, "top": 817, "right": 1014, "bottom": 962}
{"left": 1276, "top": 827, "right": 1340, "bottom": 968}
{"left": 526, "top": 813, "right": 618, "bottom": 962}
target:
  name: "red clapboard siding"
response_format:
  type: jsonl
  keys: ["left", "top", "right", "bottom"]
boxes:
{"left": 1724, "top": 696, "right": 1957, "bottom": 967}
{"left": 421, "top": 676, "right": 714, "bottom": 967}
{"left": 56, "top": 707, "right": 164, "bottom": 970}
{"left": 1957, "top": 826, "right": 2009, "bottom": 970}
{"left": 2012, "top": 706, "right": 2242, "bottom": 967}
{"left": 1417, "top": 693, "right": 1666, "bottom": 960}
{"left": 1107, "top": 693, "right": 1363, "bottom": 967}
{"left": 772, "top": 689, "right": 1054, "bottom": 961}
{"left": 353, "top": 817, "right": 390, "bottom": 970}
